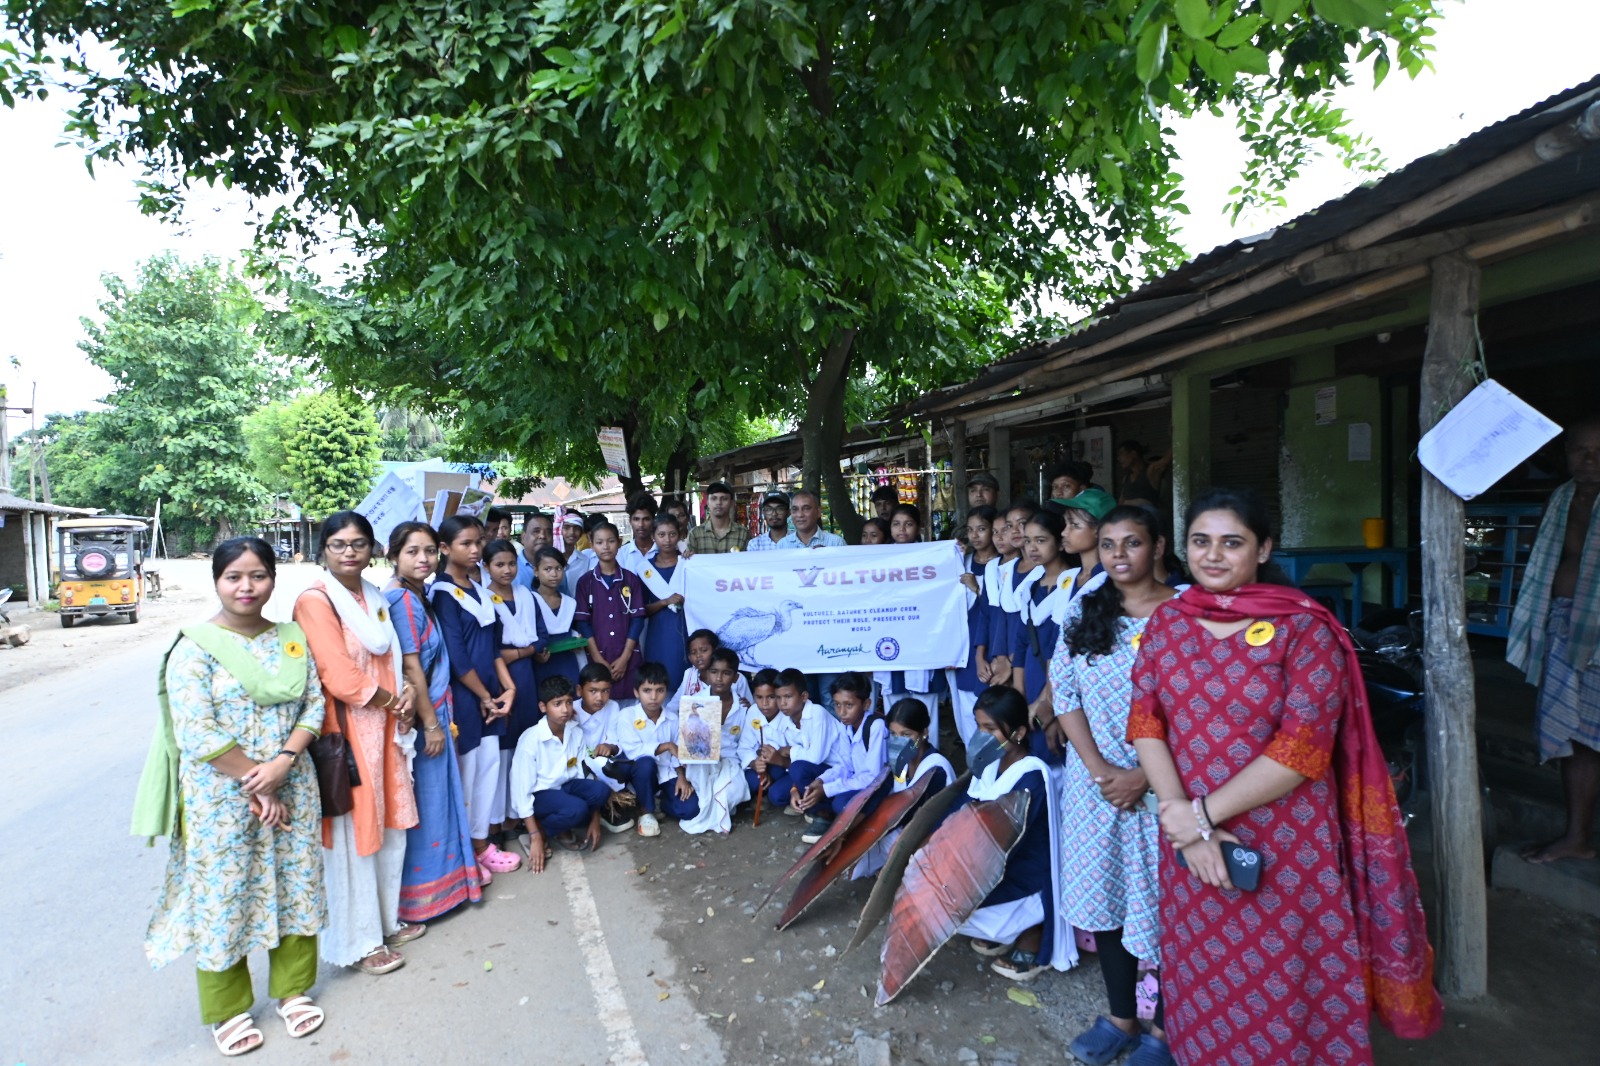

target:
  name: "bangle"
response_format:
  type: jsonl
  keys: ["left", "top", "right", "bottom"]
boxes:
{"left": 1201, "top": 795, "right": 1215, "bottom": 829}
{"left": 424, "top": 724, "right": 444, "bottom": 734}
{"left": 1192, "top": 796, "right": 1213, "bottom": 842}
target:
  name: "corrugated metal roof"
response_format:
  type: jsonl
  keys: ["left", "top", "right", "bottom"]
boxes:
{"left": 0, "top": 493, "right": 96, "bottom": 517}
{"left": 919, "top": 72, "right": 1600, "bottom": 417}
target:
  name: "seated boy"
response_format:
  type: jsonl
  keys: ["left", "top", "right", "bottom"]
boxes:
{"left": 740, "top": 668, "right": 783, "bottom": 802}
{"left": 594, "top": 662, "right": 685, "bottom": 838}
{"left": 508, "top": 676, "right": 611, "bottom": 873}
{"left": 669, "top": 628, "right": 755, "bottom": 714}
{"left": 757, "top": 669, "right": 846, "bottom": 820}
{"left": 571, "top": 662, "right": 636, "bottom": 831}
{"left": 797, "top": 672, "right": 887, "bottom": 843}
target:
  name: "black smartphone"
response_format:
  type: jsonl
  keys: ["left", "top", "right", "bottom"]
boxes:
{"left": 1175, "top": 841, "right": 1264, "bottom": 891}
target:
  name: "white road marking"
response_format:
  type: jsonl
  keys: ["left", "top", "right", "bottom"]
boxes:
{"left": 560, "top": 852, "right": 650, "bottom": 1066}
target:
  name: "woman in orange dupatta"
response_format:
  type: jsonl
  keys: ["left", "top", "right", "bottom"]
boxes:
{"left": 294, "top": 512, "right": 421, "bottom": 975}
{"left": 1129, "top": 488, "right": 1441, "bottom": 1066}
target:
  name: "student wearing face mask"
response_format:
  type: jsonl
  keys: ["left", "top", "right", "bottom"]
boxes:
{"left": 956, "top": 686, "right": 1076, "bottom": 984}
{"left": 851, "top": 698, "right": 956, "bottom": 881}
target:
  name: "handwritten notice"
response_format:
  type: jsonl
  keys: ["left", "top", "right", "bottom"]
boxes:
{"left": 354, "top": 472, "right": 425, "bottom": 546}
{"left": 1418, "top": 379, "right": 1561, "bottom": 500}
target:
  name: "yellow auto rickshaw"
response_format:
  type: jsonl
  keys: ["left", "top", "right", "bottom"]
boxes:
{"left": 56, "top": 516, "right": 151, "bottom": 627}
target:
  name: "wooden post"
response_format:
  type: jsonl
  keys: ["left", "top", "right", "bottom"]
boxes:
{"left": 990, "top": 425, "right": 1012, "bottom": 503}
{"left": 951, "top": 418, "right": 968, "bottom": 522}
{"left": 1419, "top": 252, "right": 1488, "bottom": 999}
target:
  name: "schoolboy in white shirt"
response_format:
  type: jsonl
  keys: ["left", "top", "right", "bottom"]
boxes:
{"left": 509, "top": 676, "right": 610, "bottom": 873}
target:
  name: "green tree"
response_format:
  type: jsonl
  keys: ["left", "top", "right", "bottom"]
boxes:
{"left": 377, "top": 406, "right": 448, "bottom": 464}
{"left": 241, "top": 399, "right": 300, "bottom": 497}
{"left": 9, "top": 410, "right": 146, "bottom": 513}
{"left": 8, "top": 1, "right": 1438, "bottom": 535}
{"left": 282, "top": 391, "right": 381, "bottom": 520}
{"left": 75, "top": 255, "right": 274, "bottom": 546}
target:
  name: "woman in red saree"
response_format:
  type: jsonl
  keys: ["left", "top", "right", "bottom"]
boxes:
{"left": 1129, "top": 488, "right": 1441, "bottom": 1066}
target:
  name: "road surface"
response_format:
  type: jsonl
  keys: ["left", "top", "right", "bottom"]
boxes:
{"left": 0, "top": 561, "right": 722, "bottom": 1065}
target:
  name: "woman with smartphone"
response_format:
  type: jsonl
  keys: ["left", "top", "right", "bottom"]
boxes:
{"left": 1050, "top": 506, "right": 1178, "bottom": 1066}
{"left": 1128, "top": 489, "right": 1440, "bottom": 1066}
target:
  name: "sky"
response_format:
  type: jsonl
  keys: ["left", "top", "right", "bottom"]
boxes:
{"left": 1, "top": 0, "right": 1595, "bottom": 427}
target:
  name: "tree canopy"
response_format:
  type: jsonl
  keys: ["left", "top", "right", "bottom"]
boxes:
{"left": 5, "top": 0, "right": 1438, "bottom": 531}
{"left": 73, "top": 255, "right": 278, "bottom": 545}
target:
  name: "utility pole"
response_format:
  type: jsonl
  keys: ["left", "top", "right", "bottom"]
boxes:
{"left": 0, "top": 383, "right": 34, "bottom": 493}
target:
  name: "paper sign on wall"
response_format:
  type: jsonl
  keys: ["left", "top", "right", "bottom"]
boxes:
{"left": 1418, "top": 379, "right": 1561, "bottom": 500}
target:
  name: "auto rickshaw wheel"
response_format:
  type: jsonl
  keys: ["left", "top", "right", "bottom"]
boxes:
{"left": 60, "top": 614, "right": 75, "bottom": 629}
{"left": 128, "top": 605, "right": 140, "bottom": 624}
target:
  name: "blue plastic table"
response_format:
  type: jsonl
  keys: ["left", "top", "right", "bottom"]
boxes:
{"left": 1272, "top": 547, "right": 1411, "bottom": 619}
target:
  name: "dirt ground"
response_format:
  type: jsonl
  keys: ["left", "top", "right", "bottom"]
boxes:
{"left": 634, "top": 785, "right": 1600, "bottom": 1066}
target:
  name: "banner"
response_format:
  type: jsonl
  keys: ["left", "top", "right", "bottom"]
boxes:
{"left": 684, "top": 542, "right": 969, "bottom": 673}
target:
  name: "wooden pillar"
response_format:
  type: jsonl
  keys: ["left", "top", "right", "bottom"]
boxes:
{"left": 1170, "top": 371, "right": 1212, "bottom": 550}
{"left": 990, "top": 425, "right": 1012, "bottom": 504}
{"left": 951, "top": 418, "right": 969, "bottom": 517}
{"left": 1419, "top": 252, "right": 1488, "bottom": 999}
{"left": 20, "top": 508, "right": 39, "bottom": 607}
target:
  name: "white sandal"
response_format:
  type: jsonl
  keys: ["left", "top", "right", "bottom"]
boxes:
{"left": 274, "top": 995, "right": 325, "bottom": 1038}
{"left": 212, "top": 1012, "right": 263, "bottom": 1057}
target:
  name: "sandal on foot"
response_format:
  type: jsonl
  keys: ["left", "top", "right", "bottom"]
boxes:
{"left": 969, "top": 937, "right": 1013, "bottom": 957}
{"left": 274, "top": 996, "right": 325, "bottom": 1039}
{"left": 991, "top": 948, "right": 1047, "bottom": 981}
{"left": 1068, "top": 1017, "right": 1140, "bottom": 1066}
{"left": 1126, "top": 1034, "right": 1176, "bottom": 1066}
{"left": 354, "top": 947, "right": 405, "bottom": 975}
{"left": 212, "top": 1012, "right": 263, "bottom": 1057}
{"left": 386, "top": 922, "right": 427, "bottom": 946}
{"left": 554, "top": 831, "right": 589, "bottom": 852}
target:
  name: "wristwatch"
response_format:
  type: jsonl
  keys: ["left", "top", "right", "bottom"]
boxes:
{"left": 276, "top": 748, "right": 299, "bottom": 762}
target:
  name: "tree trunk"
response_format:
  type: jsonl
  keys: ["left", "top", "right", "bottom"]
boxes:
{"left": 1419, "top": 252, "right": 1488, "bottom": 999}
{"left": 662, "top": 436, "right": 696, "bottom": 500}
{"left": 799, "top": 328, "right": 863, "bottom": 543}
{"left": 616, "top": 413, "right": 646, "bottom": 500}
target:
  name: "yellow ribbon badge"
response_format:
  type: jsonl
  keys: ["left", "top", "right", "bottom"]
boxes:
{"left": 1130, "top": 633, "right": 1141, "bottom": 652}
{"left": 376, "top": 606, "right": 387, "bottom": 622}
{"left": 283, "top": 640, "right": 305, "bottom": 659}
{"left": 452, "top": 587, "right": 466, "bottom": 601}
{"left": 1245, "top": 621, "right": 1276, "bottom": 647}
{"left": 491, "top": 594, "right": 504, "bottom": 605}
{"left": 634, "top": 718, "right": 648, "bottom": 730}
{"left": 566, "top": 756, "right": 578, "bottom": 769}
{"left": 750, "top": 716, "right": 764, "bottom": 730}
{"left": 730, "top": 725, "right": 741, "bottom": 736}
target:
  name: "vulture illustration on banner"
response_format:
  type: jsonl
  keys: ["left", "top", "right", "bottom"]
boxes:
{"left": 714, "top": 599, "right": 803, "bottom": 667}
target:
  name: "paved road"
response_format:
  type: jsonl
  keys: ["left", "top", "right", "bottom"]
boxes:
{"left": 0, "top": 561, "right": 724, "bottom": 1065}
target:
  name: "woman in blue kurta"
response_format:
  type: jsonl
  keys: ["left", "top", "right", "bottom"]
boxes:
{"left": 529, "top": 546, "right": 586, "bottom": 690}
{"left": 958, "top": 686, "right": 1076, "bottom": 983}
{"left": 575, "top": 521, "right": 646, "bottom": 701}
{"left": 428, "top": 515, "right": 521, "bottom": 881}
{"left": 384, "top": 522, "right": 483, "bottom": 921}
{"left": 640, "top": 514, "right": 690, "bottom": 693}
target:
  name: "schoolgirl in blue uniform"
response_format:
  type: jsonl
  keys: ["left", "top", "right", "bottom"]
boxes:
{"left": 484, "top": 538, "right": 547, "bottom": 816}
{"left": 528, "top": 546, "right": 585, "bottom": 692}
{"left": 948, "top": 505, "right": 1000, "bottom": 745}
{"left": 639, "top": 514, "right": 690, "bottom": 694}
{"left": 574, "top": 522, "right": 646, "bottom": 701}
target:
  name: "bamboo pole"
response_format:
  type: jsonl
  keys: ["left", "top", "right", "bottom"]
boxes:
{"left": 1419, "top": 252, "right": 1489, "bottom": 999}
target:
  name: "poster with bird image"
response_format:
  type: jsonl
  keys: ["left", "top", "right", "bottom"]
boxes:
{"left": 678, "top": 695, "right": 723, "bottom": 764}
{"left": 683, "top": 541, "right": 970, "bottom": 673}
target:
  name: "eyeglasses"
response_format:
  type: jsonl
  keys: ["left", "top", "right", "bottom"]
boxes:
{"left": 326, "top": 539, "right": 372, "bottom": 554}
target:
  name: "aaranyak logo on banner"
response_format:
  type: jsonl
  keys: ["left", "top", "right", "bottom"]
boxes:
{"left": 684, "top": 542, "right": 970, "bottom": 673}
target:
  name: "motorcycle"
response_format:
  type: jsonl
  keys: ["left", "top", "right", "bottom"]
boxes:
{"left": 1352, "top": 608, "right": 1427, "bottom": 810}
{"left": 0, "top": 587, "right": 12, "bottom": 624}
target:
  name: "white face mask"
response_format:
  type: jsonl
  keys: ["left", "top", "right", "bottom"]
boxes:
{"left": 888, "top": 734, "right": 917, "bottom": 779}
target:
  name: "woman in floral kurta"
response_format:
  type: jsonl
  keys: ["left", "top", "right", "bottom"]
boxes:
{"left": 1049, "top": 506, "right": 1178, "bottom": 1066}
{"left": 143, "top": 537, "right": 328, "bottom": 1055}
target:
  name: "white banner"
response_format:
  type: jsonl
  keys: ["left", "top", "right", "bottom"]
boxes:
{"left": 683, "top": 541, "right": 969, "bottom": 673}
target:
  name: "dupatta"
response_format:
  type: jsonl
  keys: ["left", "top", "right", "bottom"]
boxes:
{"left": 1167, "top": 583, "right": 1443, "bottom": 1039}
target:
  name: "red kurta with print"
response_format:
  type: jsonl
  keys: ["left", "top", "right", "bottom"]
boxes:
{"left": 1128, "top": 606, "right": 1373, "bottom": 1066}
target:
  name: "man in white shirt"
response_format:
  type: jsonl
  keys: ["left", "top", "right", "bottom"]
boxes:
{"left": 777, "top": 490, "right": 845, "bottom": 549}
{"left": 560, "top": 512, "right": 597, "bottom": 598}
{"left": 617, "top": 492, "right": 659, "bottom": 576}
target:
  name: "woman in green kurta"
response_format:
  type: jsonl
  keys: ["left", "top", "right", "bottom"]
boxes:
{"left": 137, "top": 538, "right": 329, "bottom": 1057}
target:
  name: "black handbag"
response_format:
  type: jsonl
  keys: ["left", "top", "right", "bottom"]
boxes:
{"left": 309, "top": 697, "right": 362, "bottom": 817}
